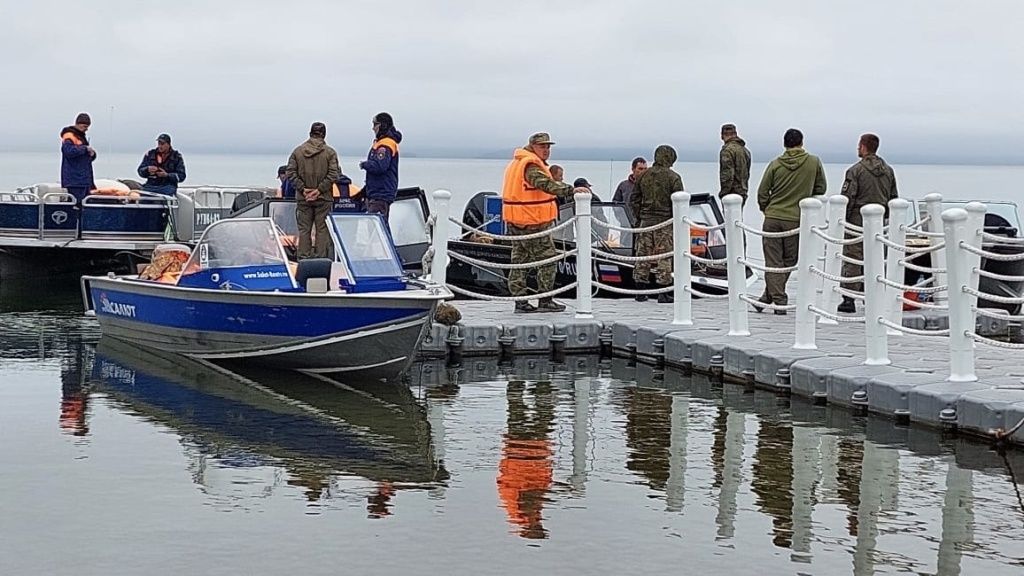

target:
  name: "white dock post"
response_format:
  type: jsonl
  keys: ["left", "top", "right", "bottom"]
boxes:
{"left": 884, "top": 199, "right": 910, "bottom": 335}
{"left": 722, "top": 194, "right": 749, "bottom": 336}
{"left": 672, "top": 192, "right": 692, "bottom": 325}
{"left": 430, "top": 189, "right": 451, "bottom": 287}
{"left": 817, "top": 195, "right": 848, "bottom": 325}
{"left": 942, "top": 208, "right": 977, "bottom": 382}
{"left": 575, "top": 192, "right": 594, "bottom": 319}
{"left": 964, "top": 202, "right": 987, "bottom": 315}
{"left": 793, "top": 197, "right": 824, "bottom": 350}
{"left": 862, "top": 204, "right": 890, "bottom": 365}
{"left": 923, "top": 193, "right": 947, "bottom": 300}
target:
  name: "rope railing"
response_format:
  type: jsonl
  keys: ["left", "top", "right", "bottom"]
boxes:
{"left": 962, "top": 286, "right": 1024, "bottom": 305}
{"left": 878, "top": 318, "right": 949, "bottom": 336}
{"left": 738, "top": 293, "right": 795, "bottom": 311}
{"left": 684, "top": 285, "right": 730, "bottom": 299}
{"left": 447, "top": 281, "right": 578, "bottom": 302}
{"left": 839, "top": 253, "right": 864, "bottom": 265}
{"left": 810, "top": 226, "right": 862, "bottom": 245}
{"left": 447, "top": 215, "right": 577, "bottom": 241}
{"left": 737, "top": 257, "right": 797, "bottom": 274}
{"left": 685, "top": 252, "right": 728, "bottom": 265}
{"left": 448, "top": 248, "right": 577, "bottom": 270}
{"left": 899, "top": 295, "right": 948, "bottom": 310}
{"left": 591, "top": 217, "right": 672, "bottom": 234}
{"left": 877, "top": 275, "right": 948, "bottom": 294}
{"left": 809, "top": 265, "right": 863, "bottom": 284}
{"left": 681, "top": 217, "right": 726, "bottom": 231}
{"left": 900, "top": 259, "right": 946, "bottom": 274}
{"left": 592, "top": 281, "right": 672, "bottom": 295}
{"left": 975, "top": 268, "right": 1024, "bottom": 282}
{"left": 981, "top": 231, "right": 1024, "bottom": 244}
{"left": 833, "top": 285, "right": 866, "bottom": 301}
{"left": 736, "top": 221, "right": 800, "bottom": 238}
{"left": 807, "top": 304, "right": 865, "bottom": 323}
{"left": 592, "top": 248, "right": 672, "bottom": 263}
{"left": 959, "top": 241, "right": 1024, "bottom": 262}
{"left": 903, "top": 215, "right": 930, "bottom": 230}
{"left": 968, "top": 332, "right": 1024, "bottom": 350}
{"left": 973, "top": 307, "right": 1024, "bottom": 322}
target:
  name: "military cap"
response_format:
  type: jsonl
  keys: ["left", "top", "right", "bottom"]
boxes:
{"left": 721, "top": 123, "right": 737, "bottom": 133}
{"left": 528, "top": 132, "right": 555, "bottom": 146}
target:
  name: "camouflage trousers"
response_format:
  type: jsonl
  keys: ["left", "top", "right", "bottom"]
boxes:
{"left": 841, "top": 232, "right": 865, "bottom": 293}
{"left": 507, "top": 222, "right": 557, "bottom": 296}
{"left": 632, "top": 221, "right": 674, "bottom": 285}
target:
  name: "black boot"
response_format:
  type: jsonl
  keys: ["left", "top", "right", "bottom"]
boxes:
{"left": 514, "top": 301, "right": 538, "bottom": 313}
{"left": 634, "top": 282, "right": 649, "bottom": 302}
{"left": 837, "top": 297, "right": 856, "bottom": 313}
{"left": 536, "top": 298, "right": 566, "bottom": 313}
{"left": 657, "top": 291, "right": 674, "bottom": 304}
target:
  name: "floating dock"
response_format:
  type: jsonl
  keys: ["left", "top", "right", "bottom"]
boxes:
{"left": 418, "top": 297, "right": 1024, "bottom": 447}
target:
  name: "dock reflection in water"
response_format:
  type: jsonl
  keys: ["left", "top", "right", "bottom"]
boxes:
{"left": 89, "top": 338, "right": 448, "bottom": 512}
{"left": 3, "top": 308, "right": 1024, "bottom": 574}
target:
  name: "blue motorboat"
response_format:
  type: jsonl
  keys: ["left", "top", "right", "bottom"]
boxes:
{"left": 82, "top": 213, "right": 451, "bottom": 380}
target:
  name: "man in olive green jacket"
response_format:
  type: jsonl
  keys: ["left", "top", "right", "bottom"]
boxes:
{"left": 286, "top": 122, "right": 339, "bottom": 260}
{"left": 719, "top": 123, "right": 751, "bottom": 204}
{"left": 629, "top": 144, "right": 685, "bottom": 303}
{"left": 838, "top": 133, "right": 898, "bottom": 312}
{"left": 755, "top": 128, "right": 827, "bottom": 312}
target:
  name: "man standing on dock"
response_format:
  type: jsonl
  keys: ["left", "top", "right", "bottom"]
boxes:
{"left": 628, "top": 145, "right": 684, "bottom": 303}
{"left": 60, "top": 112, "right": 96, "bottom": 204}
{"left": 718, "top": 124, "right": 751, "bottom": 205}
{"left": 755, "top": 128, "right": 827, "bottom": 313}
{"left": 613, "top": 156, "right": 647, "bottom": 206}
{"left": 501, "top": 132, "right": 589, "bottom": 313}
{"left": 838, "top": 133, "right": 899, "bottom": 313}
{"left": 286, "top": 122, "right": 339, "bottom": 260}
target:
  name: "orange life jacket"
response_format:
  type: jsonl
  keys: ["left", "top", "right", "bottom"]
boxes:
{"left": 373, "top": 137, "right": 399, "bottom": 157}
{"left": 501, "top": 148, "right": 557, "bottom": 227}
{"left": 497, "top": 438, "right": 553, "bottom": 533}
{"left": 61, "top": 131, "right": 83, "bottom": 146}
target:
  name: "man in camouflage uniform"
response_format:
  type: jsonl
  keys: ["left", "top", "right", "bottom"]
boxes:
{"left": 503, "top": 133, "right": 589, "bottom": 313}
{"left": 628, "top": 144, "right": 685, "bottom": 303}
{"left": 838, "top": 133, "right": 898, "bottom": 313}
{"left": 719, "top": 123, "right": 751, "bottom": 204}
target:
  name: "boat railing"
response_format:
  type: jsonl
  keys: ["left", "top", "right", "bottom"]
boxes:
{"left": 79, "top": 192, "right": 178, "bottom": 241}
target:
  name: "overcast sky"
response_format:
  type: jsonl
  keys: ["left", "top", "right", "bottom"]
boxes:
{"left": 2, "top": 1, "right": 1022, "bottom": 163}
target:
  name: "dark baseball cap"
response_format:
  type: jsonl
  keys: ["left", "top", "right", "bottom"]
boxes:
{"left": 157, "top": 133, "right": 171, "bottom": 144}
{"left": 573, "top": 177, "right": 591, "bottom": 188}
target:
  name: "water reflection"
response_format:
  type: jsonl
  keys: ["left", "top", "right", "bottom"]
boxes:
{"left": 88, "top": 338, "right": 447, "bottom": 513}
{"left": 411, "top": 356, "right": 1024, "bottom": 573}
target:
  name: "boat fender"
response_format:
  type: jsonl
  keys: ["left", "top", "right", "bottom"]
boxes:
{"left": 296, "top": 258, "right": 333, "bottom": 292}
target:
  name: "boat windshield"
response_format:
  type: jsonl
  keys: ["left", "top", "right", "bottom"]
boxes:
{"left": 911, "top": 200, "right": 1021, "bottom": 231}
{"left": 330, "top": 214, "right": 404, "bottom": 278}
{"left": 184, "top": 218, "right": 289, "bottom": 271}
{"left": 388, "top": 197, "right": 429, "bottom": 247}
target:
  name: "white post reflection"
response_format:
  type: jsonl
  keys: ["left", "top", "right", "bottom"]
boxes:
{"left": 715, "top": 411, "right": 745, "bottom": 540}
{"left": 818, "top": 434, "right": 840, "bottom": 502}
{"left": 665, "top": 394, "right": 689, "bottom": 512}
{"left": 852, "top": 441, "right": 900, "bottom": 576}
{"left": 790, "top": 426, "right": 820, "bottom": 563}
{"left": 937, "top": 461, "right": 974, "bottom": 575}
{"left": 570, "top": 378, "right": 592, "bottom": 493}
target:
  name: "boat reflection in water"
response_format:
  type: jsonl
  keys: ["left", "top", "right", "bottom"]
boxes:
{"left": 88, "top": 337, "right": 447, "bottom": 513}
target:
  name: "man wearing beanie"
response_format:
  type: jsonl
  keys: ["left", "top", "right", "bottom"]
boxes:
{"left": 359, "top": 112, "right": 402, "bottom": 226}
{"left": 137, "top": 133, "right": 187, "bottom": 195}
{"left": 285, "top": 122, "right": 339, "bottom": 259}
{"left": 60, "top": 112, "right": 97, "bottom": 203}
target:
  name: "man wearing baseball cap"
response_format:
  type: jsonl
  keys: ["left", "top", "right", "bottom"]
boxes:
{"left": 501, "top": 132, "right": 590, "bottom": 313}
{"left": 137, "top": 133, "right": 187, "bottom": 196}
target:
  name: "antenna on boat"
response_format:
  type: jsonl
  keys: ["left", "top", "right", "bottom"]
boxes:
{"left": 108, "top": 105, "right": 115, "bottom": 156}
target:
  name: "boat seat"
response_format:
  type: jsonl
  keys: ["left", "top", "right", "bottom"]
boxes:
{"left": 296, "top": 258, "right": 332, "bottom": 293}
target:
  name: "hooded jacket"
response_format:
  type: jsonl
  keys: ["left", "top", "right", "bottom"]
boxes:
{"left": 842, "top": 154, "right": 898, "bottom": 225}
{"left": 757, "top": 148, "right": 827, "bottom": 222}
{"left": 137, "top": 147, "right": 186, "bottom": 191}
{"left": 628, "top": 145, "right": 684, "bottom": 223}
{"left": 360, "top": 126, "right": 402, "bottom": 202}
{"left": 719, "top": 136, "right": 751, "bottom": 199}
{"left": 60, "top": 126, "right": 96, "bottom": 189}
{"left": 285, "top": 137, "right": 340, "bottom": 202}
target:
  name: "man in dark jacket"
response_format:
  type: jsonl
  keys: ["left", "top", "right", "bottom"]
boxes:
{"left": 286, "top": 122, "right": 340, "bottom": 260}
{"left": 628, "top": 145, "right": 684, "bottom": 303}
{"left": 838, "top": 133, "right": 899, "bottom": 313}
{"left": 137, "top": 134, "right": 186, "bottom": 196}
{"left": 360, "top": 112, "right": 401, "bottom": 226}
{"left": 612, "top": 156, "right": 647, "bottom": 205}
{"left": 719, "top": 124, "right": 751, "bottom": 204}
{"left": 60, "top": 112, "right": 97, "bottom": 203}
{"left": 755, "top": 129, "right": 827, "bottom": 312}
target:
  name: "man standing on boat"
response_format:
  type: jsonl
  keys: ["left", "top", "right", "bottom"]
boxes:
{"left": 502, "top": 132, "right": 589, "bottom": 313}
{"left": 137, "top": 134, "right": 186, "bottom": 196}
{"left": 60, "top": 112, "right": 97, "bottom": 204}
{"left": 838, "top": 133, "right": 899, "bottom": 313}
{"left": 613, "top": 156, "right": 647, "bottom": 206}
{"left": 755, "top": 128, "right": 827, "bottom": 313}
{"left": 719, "top": 124, "right": 751, "bottom": 205}
{"left": 359, "top": 112, "right": 401, "bottom": 226}
{"left": 286, "top": 122, "right": 340, "bottom": 260}
{"left": 628, "top": 145, "right": 684, "bottom": 303}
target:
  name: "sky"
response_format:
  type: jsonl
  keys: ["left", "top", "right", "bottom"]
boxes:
{"left": 2, "top": 0, "right": 1022, "bottom": 164}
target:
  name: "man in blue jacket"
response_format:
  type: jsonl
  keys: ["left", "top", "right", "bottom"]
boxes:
{"left": 137, "top": 133, "right": 186, "bottom": 195}
{"left": 60, "top": 112, "right": 97, "bottom": 203}
{"left": 359, "top": 112, "right": 401, "bottom": 226}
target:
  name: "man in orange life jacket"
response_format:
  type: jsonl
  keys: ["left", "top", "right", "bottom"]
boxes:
{"left": 502, "top": 132, "right": 590, "bottom": 313}
{"left": 359, "top": 112, "right": 401, "bottom": 227}
{"left": 60, "top": 112, "right": 97, "bottom": 203}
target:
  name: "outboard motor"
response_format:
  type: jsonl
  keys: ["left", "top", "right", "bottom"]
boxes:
{"left": 230, "top": 190, "right": 267, "bottom": 214}
{"left": 462, "top": 191, "right": 502, "bottom": 233}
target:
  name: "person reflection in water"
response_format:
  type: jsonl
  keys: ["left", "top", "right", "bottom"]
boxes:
{"left": 497, "top": 380, "right": 555, "bottom": 539}
{"left": 367, "top": 481, "right": 395, "bottom": 519}
{"left": 59, "top": 342, "right": 90, "bottom": 436}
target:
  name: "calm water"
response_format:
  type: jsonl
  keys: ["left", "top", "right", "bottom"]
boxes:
{"left": 2, "top": 291, "right": 1023, "bottom": 575}
{"left": 3, "top": 154, "right": 1024, "bottom": 574}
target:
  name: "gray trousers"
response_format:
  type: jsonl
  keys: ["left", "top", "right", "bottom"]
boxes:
{"left": 296, "top": 198, "right": 332, "bottom": 259}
